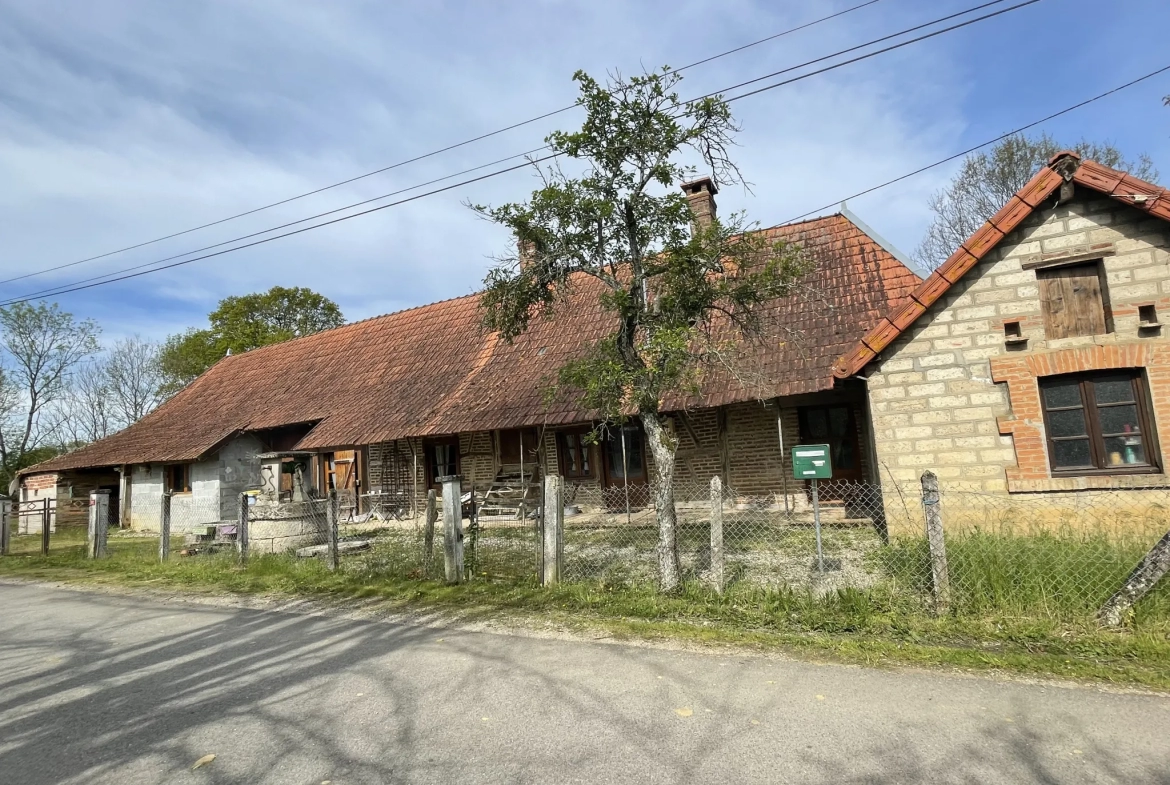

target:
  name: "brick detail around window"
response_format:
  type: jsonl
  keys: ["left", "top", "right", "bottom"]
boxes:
{"left": 990, "top": 343, "right": 1170, "bottom": 488}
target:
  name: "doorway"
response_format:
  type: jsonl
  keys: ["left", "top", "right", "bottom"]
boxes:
{"left": 797, "top": 405, "right": 864, "bottom": 488}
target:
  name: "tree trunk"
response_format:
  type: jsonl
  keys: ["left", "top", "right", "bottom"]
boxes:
{"left": 641, "top": 412, "right": 681, "bottom": 593}
{"left": 1098, "top": 529, "right": 1170, "bottom": 627}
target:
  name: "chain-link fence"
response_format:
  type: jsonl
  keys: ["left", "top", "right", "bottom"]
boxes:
{"left": 554, "top": 476, "right": 1170, "bottom": 628}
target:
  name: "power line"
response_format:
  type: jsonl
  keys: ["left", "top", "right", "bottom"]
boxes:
{"left": 5, "top": 146, "right": 550, "bottom": 304}
{"left": 0, "top": 0, "right": 884, "bottom": 288}
{"left": 774, "top": 63, "right": 1170, "bottom": 227}
{"left": 0, "top": 0, "right": 1043, "bottom": 306}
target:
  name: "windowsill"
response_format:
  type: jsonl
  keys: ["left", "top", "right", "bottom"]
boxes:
{"left": 169, "top": 491, "right": 193, "bottom": 496}
{"left": 1008, "top": 472, "right": 1168, "bottom": 493}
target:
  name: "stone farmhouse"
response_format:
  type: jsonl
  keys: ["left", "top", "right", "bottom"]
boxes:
{"left": 22, "top": 153, "right": 1170, "bottom": 536}
{"left": 835, "top": 152, "right": 1170, "bottom": 497}
{"left": 17, "top": 179, "right": 922, "bottom": 532}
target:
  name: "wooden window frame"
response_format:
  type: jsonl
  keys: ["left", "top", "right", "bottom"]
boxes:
{"left": 1039, "top": 370, "right": 1161, "bottom": 477}
{"left": 424, "top": 438, "right": 460, "bottom": 487}
{"left": 165, "top": 463, "right": 192, "bottom": 494}
{"left": 557, "top": 428, "right": 596, "bottom": 479}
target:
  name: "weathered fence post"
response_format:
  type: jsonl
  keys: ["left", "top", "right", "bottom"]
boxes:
{"left": 326, "top": 491, "right": 340, "bottom": 571}
{"left": 542, "top": 475, "right": 564, "bottom": 586}
{"left": 424, "top": 489, "right": 437, "bottom": 575}
{"left": 709, "top": 476, "right": 724, "bottom": 593}
{"left": 237, "top": 492, "right": 250, "bottom": 563}
{"left": 1099, "top": 529, "right": 1170, "bottom": 627}
{"left": 920, "top": 471, "right": 950, "bottom": 613}
{"left": 440, "top": 475, "right": 463, "bottom": 584}
{"left": 87, "top": 490, "right": 109, "bottom": 559}
{"left": 159, "top": 491, "right": 172, "bottom": 562}
{"left": 0, "top": 499, "right": 11, "bottom": 556}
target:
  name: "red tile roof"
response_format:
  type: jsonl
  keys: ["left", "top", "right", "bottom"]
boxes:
{"left": 831, "top": 154, "right": 1170, "bottom": 379}
{"left": 28, "top": 213, "right": 920, "bottom": 474}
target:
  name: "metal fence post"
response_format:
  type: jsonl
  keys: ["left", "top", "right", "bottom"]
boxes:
{"left": 920, "top": 471, "right": 950, "bottom": 614}
{"left": 0, "top": 499, "right": 11, "bottom": 556}
{"left": 41, "top": 500, "right": 50, "bottom": 556}
{"left": 542, "top": 475, "right": 564, "bottom": 586}
{"left": 709, "top": 476, "right": 724, "bottom": 593}
{"left": 237, "top": 492, "right": 250, "bottom": 563}
{"left": 159, "top": 491, "right": 172, "bottom": 562}
{"left": 440, "top": 475, "right": 463, "bottom": 584}
{"left": 327, "top": 491, "right": 340, "bottom": 571}
{"left": 87, "top": 490, "right": 109, "bottom": 559}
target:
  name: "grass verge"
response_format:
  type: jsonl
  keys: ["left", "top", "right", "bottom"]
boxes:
{"left": 2, "top": 531, "right": 1168, "bottom": 691}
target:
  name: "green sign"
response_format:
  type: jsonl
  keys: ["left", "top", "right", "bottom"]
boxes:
{"left": 792, "top": 444, "right": 832, "bottom": 480}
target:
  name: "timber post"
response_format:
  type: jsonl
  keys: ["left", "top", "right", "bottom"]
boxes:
{"left": 1099, "top": 529, "right": 1170, "bottom": 627}
{"left": 237, "top": 492, "right": 250, "bottom": 564}
{"left": 439, "top": 475, "right": 463, "bottom": 584}
{"left": 327, "top": 491, "right": 340, "bottom": 571}
{"left": 424, "top": 489, "right": 437, "bottom": 575}
{"left": 709, "top": 476, "right": 724, "bottom": 594}
{"left": 87, "top": 490, "right": 109, "bottom": 559}
{"left": 542, "top": 475, "right": 564, "bottom": 586}
{"left": 159, "top": 491, "right": 172, "bottom": 562}
{"left": 920, "top": 471, "right": 950, "bottom": 614}
{"left": 0, "top": 499, "right": 10, "bottom": 556}
{"left": 41, "top": 500, "right": 50, "bottom": 555}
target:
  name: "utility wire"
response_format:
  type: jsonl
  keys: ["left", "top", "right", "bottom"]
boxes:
{"left": 0, "top": 0, "right": 884, "bottom": 287}
{"left": 774, "top": 63, "right": 1170, "bottom": 227}
{"left": 0, "top": 0, "right": 1045, "bottom": 306}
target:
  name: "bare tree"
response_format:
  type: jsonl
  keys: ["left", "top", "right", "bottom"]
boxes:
{"left": 53, "top": 359, "right": 114, "bottom": 447}
{"left": 106, "top": 336, "right": 164, "bottom": 424}
{"left": 0, "top": 302, "right": 100, "bottom": 472}
{"left": 914, "top": 133, "right": 1158, "bottom": 270}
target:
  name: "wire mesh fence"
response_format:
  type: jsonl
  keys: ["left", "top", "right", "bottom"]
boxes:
{"left": 557, "top": 477, "right": 1170, "bottom": 628}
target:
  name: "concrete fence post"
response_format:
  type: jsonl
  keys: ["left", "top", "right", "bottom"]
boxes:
{"left": 440, "top": 476, "right": 463, "bottom": 584}
{"left": 237, "top": 492, "right": 250, "bottom": 563}
{"left": 159, "top": 491, "right": 172, "bottom": 562}
{"left": 424, "top": 489, "right": 437, "bottom": 575}
{"left": 327, "top": 491, "right": 340, "bottom": 571}
{"left": 920, "top": 471, "right": 950, "bottom": 614}
{"left": 542, "top": 475, "right": 564, "bottom": 586}
{"left": 0, "top": 499, "right": 11, "bottom": 556}
{"left": 87, "top": 490, "right": 109, "bottom": 559}
{"left": 709, "top": 476, "right": 724, "bottom": 594}
{"left": 41, "top": 500, "right": 50, "bottom": 556}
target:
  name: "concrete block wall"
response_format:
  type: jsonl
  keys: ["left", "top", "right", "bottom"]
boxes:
{"left": 867, "top": 188, "right": 1170, "bottom": 493}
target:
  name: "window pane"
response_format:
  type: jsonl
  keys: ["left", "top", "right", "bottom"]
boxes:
{"left": 828, "top": 407, "right": 850, "bottom": 437}
{"left": 565, "top": 435, "right": 578, "bottom": 472}
{"left": 1093, "top": 376, "right": 1136, "bottom": 405}
{"left": 1042, "top": 379, "right": 1083, "bottom": 409}
{"left": 805, "top": 409, "right": 829, "bottom": 439}
{"left": 1104, "top": 436, "right": 1146, "bottom": 466}
{"left": 1098, "top": 405, "right": 1140, "bottom": 436}
{"left": 581, "top": 443, "right": 590, "bottom": 473}
{"left": 607, "top": 438, "right": 625, "bottom": 478}
{"left": 1052, "top": 439, "right": 1093, "bottom": 468}
{"left": 1048, "top": 408, "right": 1087, "bottom": 438}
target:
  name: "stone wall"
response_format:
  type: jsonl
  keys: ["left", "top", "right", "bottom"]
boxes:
{"left": 866, "top": 187, "right": 1170, "bottom": 493}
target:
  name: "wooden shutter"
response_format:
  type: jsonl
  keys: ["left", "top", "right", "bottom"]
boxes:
{"left": 1037, "top": 262, "right": 1107, "bottom": 339}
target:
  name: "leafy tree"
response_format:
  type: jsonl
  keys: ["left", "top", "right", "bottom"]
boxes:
{"left": 475, "top": 70, "right": 807, "bottom": 592}
{"left": 0, "top": 302, "right": 100, "bottom": 479}
{"left": 914, "top": 133, "right": 1158, "bottom": 270}
{"left": 159, "top": 286, "right": 344, "bottom": 395}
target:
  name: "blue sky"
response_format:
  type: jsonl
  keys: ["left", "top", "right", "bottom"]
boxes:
{"left": 1, "top": 0, "right": 1167, "bottom": 346}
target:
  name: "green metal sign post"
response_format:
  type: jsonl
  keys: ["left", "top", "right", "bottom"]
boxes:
{"left": 792, "top": 444, "right": 832, "bottom": 572}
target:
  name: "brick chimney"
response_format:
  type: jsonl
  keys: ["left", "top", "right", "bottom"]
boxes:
{"left": 681, "top": 176, "right": 718, "bottom": 228}
{"left": 518, "top": 238, "right": 535, "bottom": 271}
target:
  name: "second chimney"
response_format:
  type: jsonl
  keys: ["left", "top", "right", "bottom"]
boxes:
{"left": 681, "top": 176, "right": 718, "bottom": 229}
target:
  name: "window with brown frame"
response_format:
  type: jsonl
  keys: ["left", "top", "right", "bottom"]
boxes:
{"left": 557, "top": 430, "right": 595, "bottom": 479}
{"left": 1037, "top": 261, "right": 1111, "bottom": 339}
{"left": 425, "top": 438, "right": 459, "bottom": 486}
{"left": 1040, "top": 370, "right": 1160, "bottom": 475}
{"left": 165, "top": 464, "right": 191, "bottom": 493}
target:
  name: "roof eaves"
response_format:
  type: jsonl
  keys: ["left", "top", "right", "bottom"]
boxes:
{"left": 839, "top": 202, "right": 927, "bottom": 279}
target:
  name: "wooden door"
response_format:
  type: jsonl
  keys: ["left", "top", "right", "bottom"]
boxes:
{"left": 797, "top": 405, "right": 864, "bottom": 488}
{"left": 498, "top": 428, "right": 539, "bottom": 466}
{"left": 602, "top": 425, "right": 648, "bottom": 489}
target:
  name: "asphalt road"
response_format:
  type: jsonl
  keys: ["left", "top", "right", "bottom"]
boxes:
{"left": 1, "top": 581, "right": 1167, "bottom": 784}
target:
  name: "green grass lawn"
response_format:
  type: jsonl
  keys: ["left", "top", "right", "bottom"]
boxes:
{"left": 2, "top": 524, "right": 1168, "bottom": 690}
